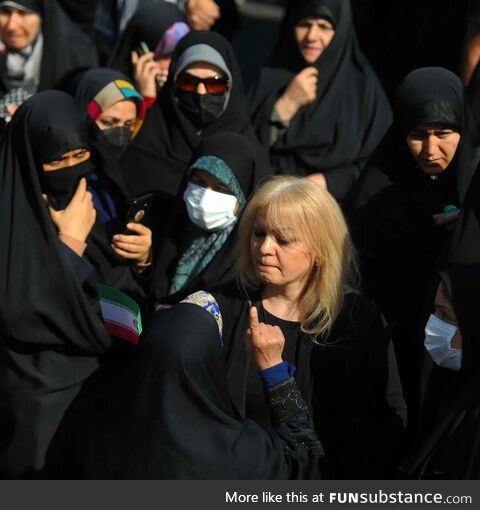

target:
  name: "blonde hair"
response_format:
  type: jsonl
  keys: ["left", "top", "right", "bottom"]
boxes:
{"left": 238, "top": 176, "right": 357, "bottom": 342}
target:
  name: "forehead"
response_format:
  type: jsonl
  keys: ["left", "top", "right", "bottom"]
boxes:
{"left": 183, "top": 61, "right": 224, "bottom": 77}
{"left": 296, "top": 16, "right": 333, "bottom": 26}
{"left": 99, "top": 99, "right": 137, "bottom": 118}
{"left": 409, "top": 123, "right": 456, "bottom": 133}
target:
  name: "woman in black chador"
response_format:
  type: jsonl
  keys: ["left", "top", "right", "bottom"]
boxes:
{"left": 0, "top": 91, "right": 151, "bottom": 478}
{"left": 119, "top": 30, "right": 270, "bottom": 202}
{"left": 348, "top": 67, "right": 473, "bottom": 436}
{"left": 153, "top": 132, "right": 269, "bottom": 303}
{"left": 0, "top": 0, "right": 98, "bottom": 101}
{"left": 248, "top": 0, "right": 391, "bottom": 201}
{"left": 401, "top": 264, "right": 480, "bottom": 479}
{"left": 46, "top": 300, "right": 324, "bottom": 479}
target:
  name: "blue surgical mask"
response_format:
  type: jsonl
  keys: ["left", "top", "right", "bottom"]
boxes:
{"left": 424, "top": 314, "right": 462, "bottom": 371}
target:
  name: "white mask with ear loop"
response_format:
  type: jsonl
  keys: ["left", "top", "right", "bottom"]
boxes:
{"left": 183, "top": 182, "right": 238, "bottom": 231}
{"left": 424, "top": 314, "right": 462, "bottom": 371}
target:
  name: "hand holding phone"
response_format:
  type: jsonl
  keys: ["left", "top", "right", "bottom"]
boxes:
{"left": 132, "top": 41, "right": 163, "bottom": 96}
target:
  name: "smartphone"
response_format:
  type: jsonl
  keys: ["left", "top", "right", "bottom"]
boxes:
{"left": 135, "top": 41, "right": 151, "bottom": 57}
{"left": 125, "top": 193, "right": 154, "bottom": 229}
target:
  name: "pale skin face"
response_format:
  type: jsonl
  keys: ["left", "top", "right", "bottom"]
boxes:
{"left": 406, "top": 123, "right": 461, "bottom": 175}
{"left": 0, "top": 6, "right": 41, "bottom": 51}
{"left": 250, "top": 208, "right": 313, "bottom": 297}
{"left": 433, "top": 281, "right": 462, "bottom": 349}
{"left": 96, "top": 100, "right": 137, "bottom": 132}
{"left": 189, "top": 168, "right": 239, "bottom": 214}
{"left": 294, "top": 17, "right": 335, "bottom": 64}
{"left": 181, "top": 61, "right": 225, "bottom": 95}
{"left": 42, "top": 148, "right": 91, "bottom": 172}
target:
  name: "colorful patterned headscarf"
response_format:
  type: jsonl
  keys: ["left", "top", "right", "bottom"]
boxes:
{"left": 71, "top": 68, "right": 146, "bottom": 139}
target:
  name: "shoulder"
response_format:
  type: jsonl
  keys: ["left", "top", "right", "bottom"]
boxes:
{"left": 326, "top": 291, "right": 389, "bottom": 351}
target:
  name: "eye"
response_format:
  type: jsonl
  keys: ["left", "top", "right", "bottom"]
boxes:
{"left": 253, "top": 229, "right": 265, "bottom": 238}
{"left": 214, "top": 185, "right": 231, "bottom": 194}
{"left": 190, "top": 175, "right": 206, "bottom": 187}
{"left": 277, "top": 238, "right": 290, "bottom": 246}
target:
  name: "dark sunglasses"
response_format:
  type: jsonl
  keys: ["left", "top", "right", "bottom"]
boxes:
{"left": 176, "top": 73, "right": 230, "bottom": 95}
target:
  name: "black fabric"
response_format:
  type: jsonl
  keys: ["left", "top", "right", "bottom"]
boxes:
{"left": 248, "top": 0, "right": 392, "bottom": 201}
{"left": 0, "top": 0, "right": 98, "bottom": 99}
{"left": 401, "top": 264, "right": 480, "bottom": 479}
{"left": 212, "top": 280, "right": 407, "bottom": 479}
{"left": 450, "top": 65, "right": 480, "bottom": 264}
{"left": 347, "top": 67, "right": 472, "bottom": 441}
{"left": 0, "top": 91, "right": 115, "bottom": 478}
{"left": 107, "top": 1, "right": 185, "bottom": 78}
{"left": 57, "top": 0, "right": 97, "bottom": 36}
{"left": 351, "top": 0, "right": 469, "bottom": 100}
{"left": 153, "top": 132, "right": 269, "bottom": 302}
{"left": 118, "top": 30, "right": 271, "bottom": 201}
{"left": 0, "top": 0, "right": 42, "bottom": 13}
{"left": 46, "top": 304, "right": 322, "bottom": 479}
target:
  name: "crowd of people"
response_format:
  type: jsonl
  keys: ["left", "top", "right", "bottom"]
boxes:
{"left": 0, "top": 0, "right": 479, "bottom": 480}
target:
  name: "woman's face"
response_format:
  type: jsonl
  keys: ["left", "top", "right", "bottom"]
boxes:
{"left": 294, "top": 17, "right": 335, "bottom": 64}
{"left": 42, "top": 148, "right": 91, "bottom": 172}
{"left": 189, "top": 169, "right": 239, "bottom": 214}
{"left": 406, "top": 123, "right": 461, "bottom": 175}
{"left": 434, "top": 281, "right": 462, "bottom": 349}
{"left": 0, "top": 6, "right": 41, "bottom": 50}
{"left": 96, "top": 100, "right": 137, "bottom": 132}
{"left": 250, "top": 208, "right": 312, "bottom": 291}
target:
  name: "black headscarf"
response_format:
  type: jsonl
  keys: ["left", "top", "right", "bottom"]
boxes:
{"left": 0, "top": 0, "right": 98, "bottom": 98}
{"left": 0, "top": 91, "right": 113, "bottom": 478}
{"left": 153, "top": 132, "right": 269, "bottom": 302}
{"left": 107, "top": 1, "right": 185, "bottom": 78}
{"left": 402, "top": 264, "right": 480, "bottom": 479}
{"left": 119, "top": 30, "right": 271, "bottom": 200}
{"left": 46, "top": 304, "right": 300, "bottom": 479}
{"left": 248, "top": 0, "right": 392, "bottom": 200}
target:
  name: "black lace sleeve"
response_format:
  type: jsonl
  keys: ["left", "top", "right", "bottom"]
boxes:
{"left": 267, "top": 377, "right": 324, "bottom": 479}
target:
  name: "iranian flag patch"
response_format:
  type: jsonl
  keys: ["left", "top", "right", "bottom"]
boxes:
{"left": 96, "top": 284, "right": 143, "bottom": 344}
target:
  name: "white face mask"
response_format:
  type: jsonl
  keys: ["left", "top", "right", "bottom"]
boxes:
{"left": 183, "top": 182, "right": 238, "bottom": 231}
{"left": 424, "top": 314, "right": 462, "bottom": 371}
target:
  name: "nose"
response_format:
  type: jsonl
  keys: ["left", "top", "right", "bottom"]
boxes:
{"left": 422, "top": 135, "right": 438, "bottom": 157}
{"left": 196, "top": 82, "right": 208, "bottom": 95}
{"left": 307, "top": 24, "right": 320, "bottom": 41}
{"left": 259, "top": 235, "right": 274, "bottom": 255}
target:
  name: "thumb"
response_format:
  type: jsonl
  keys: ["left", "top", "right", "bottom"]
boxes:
{"left": 131, "top": 51, "right": 139, "bottom": 64}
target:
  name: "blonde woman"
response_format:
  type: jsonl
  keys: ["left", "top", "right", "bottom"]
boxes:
{"left": 206, "top": 176, "right": 407, "bottom": 479}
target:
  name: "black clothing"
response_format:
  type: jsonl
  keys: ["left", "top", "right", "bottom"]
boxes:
{"left": 47, "top": 304, "right": 323, "bottom": 479}
{"left": 351, "top": 0, "right": 468, "bottom": 100}
{"left": 249, "top": 0, "right": 392, "bottom": 201}
{"left": 212, "top": 280, "right": 407, "bottom": 479}
{"left": 0, "top": 0, "right": 98, "bottom": 99}
{"left": 0, "top": 91, "right": 144, "bottom": 478}
{"left": 107, "top": 1, "right": 185, "bottom": 78}
{"left": 58, "top": 0, "right": 97, "bottom": 36}
{"left": 348, "top": 68, "right": 473, "bottom": 433}
{"left": 153, "top": 132, "right": 269, "bottom": 302}
{"left": 402, "top": 264, "right": 480, "bottom": 479}
{"left": 119, "top": 30, "right": 271, "bottom": 200}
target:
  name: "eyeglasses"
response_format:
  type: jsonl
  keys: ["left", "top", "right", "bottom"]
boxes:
{"left": 175, "top": 73, "right": 230, "bottom": 95}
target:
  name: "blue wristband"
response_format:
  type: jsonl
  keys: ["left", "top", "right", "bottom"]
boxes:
{"left": 260, "top": 361, "right": 296, "bottom": 388}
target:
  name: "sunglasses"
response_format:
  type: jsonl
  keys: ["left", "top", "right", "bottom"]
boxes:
{"left": 176, "top": 73, "right": 230, "bottom": 95}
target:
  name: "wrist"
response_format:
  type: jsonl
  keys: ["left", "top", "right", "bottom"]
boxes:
{"left": 59, "top": 233, "right": 87, "bottom": 256}
{"left": 275, "top": 94, "right": 299, "bottom": 123}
